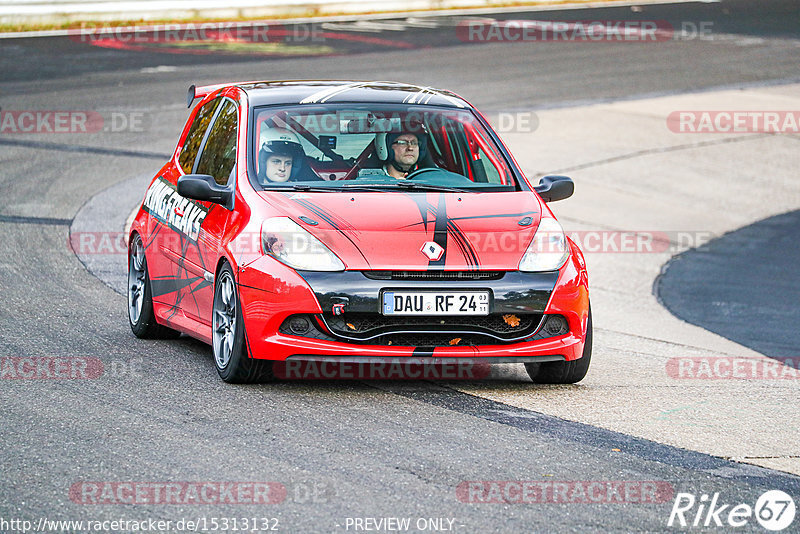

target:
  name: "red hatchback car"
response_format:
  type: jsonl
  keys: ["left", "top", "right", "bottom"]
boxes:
{"left": 127, "top": 80, "right": 591, "bottom": 383}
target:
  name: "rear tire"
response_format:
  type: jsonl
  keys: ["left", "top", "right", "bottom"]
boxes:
{"left": 212, "top": 263, "right": 274, "bottom": 383}
{"left": 526, "top": 307, "right": 592, "bottom": 384}
{"left": 128, "top": 234, "right": 181, "bottom": 339}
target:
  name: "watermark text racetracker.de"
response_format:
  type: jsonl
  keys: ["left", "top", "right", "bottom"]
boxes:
{"left": 667, "top": 111, "right": 800, "bottom": 133}
{"left": 0, "top": 356, "right": 143, "bottom": 380}
{"left": 70, "top": 481, "right": 286, "bottom": 505}
{"left": 244, "top": 229, "right": 715, "bottom": 257}
{"left": 71, "top": 230, "right": 717, "bottom": 256}
{"left": 485, "top": 111, "right": 539, "bottom": 133}
{"left": 274, "top": 358, "right": 491, "bottom": 380}
{"left": 0, "top": 108, "right": 147, "bottom": 134}
{"left": 456, "top": 20, "right": 714, "bottom": 43}
{"left": 666, "top": 357, "right": 800, "bottom": 380}
{"left": 457, "top": 480, "right": 674, "bottom": 504}
{"left": 69, "top": 480, "right": 333, "bottom": 505}
{"left": 70, "top": 22, "right": 326, "bottom": 45}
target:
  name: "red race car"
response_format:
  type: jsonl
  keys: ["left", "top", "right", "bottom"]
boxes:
{"left": 127, "top": 80, "right": 590, "bottom": 383}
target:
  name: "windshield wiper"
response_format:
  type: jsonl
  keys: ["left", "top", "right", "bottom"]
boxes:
{"left": 261, "top": 182, "right": 475, "bottom": 193}
{"left": 396, "top": 182, "right": 473, "bottom": 193}
{"left": 260, "top": 184, "right": 338, "bottom": 192}
{"left": 262, "top": 183, "right": 400, "bottom": 193}
{"left": 339, "top": 182, "right": 473, "bottom": 193}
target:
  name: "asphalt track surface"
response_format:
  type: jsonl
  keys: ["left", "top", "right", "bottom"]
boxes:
{"left": 1, "top": 1, "right": 799, "bottom": 532}
{"left": 658, "top": 209, "right": 800, "bottom": 362}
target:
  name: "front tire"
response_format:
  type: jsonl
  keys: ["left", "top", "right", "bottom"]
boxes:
{"left": 128, "top": 233, "right": 181, "bottom": 339}
{"left": 526, "top": 307, "right": 592, "bottom": 384}
{"left": 212, "top": 263, "right": 273, "bottom": 383}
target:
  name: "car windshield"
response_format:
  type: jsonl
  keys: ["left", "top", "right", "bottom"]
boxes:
{"left": 249, "top": 104, "right": 519, "bottom": 192}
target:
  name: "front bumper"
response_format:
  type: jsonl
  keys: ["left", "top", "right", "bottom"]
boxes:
{"left": 237, "top": 241, "right": 589, "bottom": 362}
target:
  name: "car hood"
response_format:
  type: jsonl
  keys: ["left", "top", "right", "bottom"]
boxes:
{"left": 259, "top": 191, "right": 543, "bottom": 271}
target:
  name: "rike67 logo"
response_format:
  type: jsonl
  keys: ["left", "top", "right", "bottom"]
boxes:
{"left": 668, "top": 490, "right": 796, "bottom": 531}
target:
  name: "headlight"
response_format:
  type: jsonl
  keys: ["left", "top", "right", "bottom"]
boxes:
{"left": 518, "top": 216, "right": 569, "bottom": 272}
{"left": 261, "top": 217, "right": 345, "bottom": 272}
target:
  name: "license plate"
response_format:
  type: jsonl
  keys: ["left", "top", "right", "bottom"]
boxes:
{"left": 381, "top": 291, "right": 490, "bottom": 316}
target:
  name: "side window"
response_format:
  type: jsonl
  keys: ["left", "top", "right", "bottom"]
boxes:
{"left": 443, "top": 121, "right": 469, "bottom": 176}
{"left": 475, "top": 146, "right": 502, "bottom": 183}
{"left": 195, "top": 100, "right": 238, "bottom": 186}
{"left": 179, "top": 98, "right": 221, "bottom": 174}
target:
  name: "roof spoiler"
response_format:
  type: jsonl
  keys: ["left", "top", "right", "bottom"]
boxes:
{"left": 187, "top": 80, "right": 264, "bottom": 107}
{"left": 187, "top": 83, "right": 230, "bottom": 107}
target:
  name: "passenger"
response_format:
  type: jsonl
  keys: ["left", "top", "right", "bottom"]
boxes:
{"left": 258, "top": 127, "right": 306, "bottom": 183}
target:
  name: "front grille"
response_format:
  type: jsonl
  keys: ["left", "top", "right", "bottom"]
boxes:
{"left": 363, "top": 271, "right": 504, "bottom": 281}
{"left": 374, "top": 333, "right": 503, "bottom": 347}
{"left": 324, "top": 312, "right": 541, "bottom": 341}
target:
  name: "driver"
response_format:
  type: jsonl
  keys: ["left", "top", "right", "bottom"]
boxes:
{"left": 258, "top": 127, "right": 306, "bottom": 183}
{"left": 377, "top": 131, "right": 427, "bottom": 179}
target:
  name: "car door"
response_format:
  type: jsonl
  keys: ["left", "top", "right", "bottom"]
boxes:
{"left": 144, "top": 96, "right": 221, "bottom": 315}
{"left": 172, "top": 97, "right": 239, "bottom": 325}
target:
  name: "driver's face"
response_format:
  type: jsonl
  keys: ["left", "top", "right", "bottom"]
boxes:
{"left": 391, "top": 134, "right": 419, "bottom": 167}
{"left": 265, "top": 155, "right": 293, "bottom": 182}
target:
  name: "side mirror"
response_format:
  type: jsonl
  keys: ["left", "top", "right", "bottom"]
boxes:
{"left": 534, "top": 175, "right": 574, "bottom": 203}
{"left": 178, "top": 174, "right": 233, "bottom": 209}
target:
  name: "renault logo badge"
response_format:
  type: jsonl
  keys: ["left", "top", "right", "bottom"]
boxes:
{"left": 421, "top": 241, "right": 444, "bottom": 261}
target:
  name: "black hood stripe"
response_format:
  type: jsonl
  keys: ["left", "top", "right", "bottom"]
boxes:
{"left": 406, "top": 193, "right": 480, "bottom": 269}
{"left": 285, "top": 195, "right": 371, "bottom": 267}
{"left": 429, "top": 193, "right": 448, "bottom": 269}
{"left": 284, "top": 194, "right": 359, "bottom": 233}
{"left": 447, "top": 220, "right": 480, "bottom": 269}
{"left": 406, "top": 194, "right": 432, "bottom": 232}
{"left": 398, "top": 210, "right": 538, "bottom": 229}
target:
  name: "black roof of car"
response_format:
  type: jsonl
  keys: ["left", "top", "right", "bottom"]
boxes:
{"left": 239, "top": 80, "right": 471, "bottom": 109}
